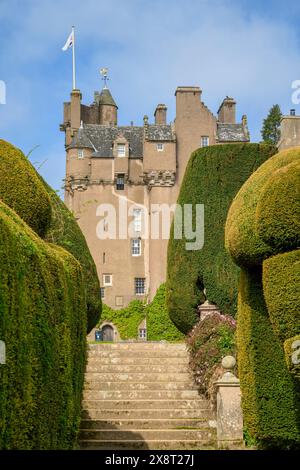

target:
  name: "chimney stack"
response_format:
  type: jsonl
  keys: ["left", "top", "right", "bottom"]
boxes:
{"left": 218, "top": 97, "right": 236, "bottom": 124}
{"left": 154, "top": 104, "right": 167, "bottom": 125}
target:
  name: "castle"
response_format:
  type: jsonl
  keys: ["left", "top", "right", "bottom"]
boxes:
{"left": 61, "top": 75, "right": 250, "bottom": 308}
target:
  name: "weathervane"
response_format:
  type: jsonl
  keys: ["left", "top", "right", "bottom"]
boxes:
{"left": 100, "top": 67, "right": 109, "bottom": 88}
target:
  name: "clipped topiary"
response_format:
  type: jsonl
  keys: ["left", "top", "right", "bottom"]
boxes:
{"left": 0, "top": 200, "right": 87, "bottom": 449}
{"left": 43, "top": 181, "right": 101, "bottom": 333}
{"left": 0, "top": 140, "right": 52, "bottom": 237}
{"left": 225, "top": 147, "right": 300, "bottom": 267}
{"left": 167, "top": 143, "right": 276, "bottom": 334}
{"left": 225, "top": 146, "right": 300, "bottom": 448}
{"left": 146, "top": 284, "right": 184, "bottom": 341}
{"left": 256, "top": 160, "right": 300, "bottom": 251}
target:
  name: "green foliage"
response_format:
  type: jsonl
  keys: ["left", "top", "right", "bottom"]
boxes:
{"left": 146, "top": 284, "right": 184, "bottom": 341}
{"left": 186, "top": 312, "right": 236, "bottom": 396}
{"left": 236, "top": 268, "right": 300, "bottom": 449}
{"left": 261, "top": 104, "right": 282, "bottom": 145}
{"left": 0, "top": 140, "right": 52, "bottom": 237}
{"left": 101, "top": 300, "right": 146, "bottom": 340}
{"left": 226, "top": 147, "right": 300, "bottom": 449}
{"left": 256, "top": 161, "right": 300, "bottom": 251}
{"left": 225, "top": 147, "right": 300, "bottom": 268}
{"left": 263, "top": 250, "right": 300, "bottom": 343}
{"left": 0, "top": 201, "right": 87, "bottom": 449}
{"left": 167, "top": 143, "right": 276, "bottom": 334}
{"left": 100, "top": 284, "right": 183, "bottom": 341}
{"left": 43, "top": 181, "right": 101, "bottom": 333}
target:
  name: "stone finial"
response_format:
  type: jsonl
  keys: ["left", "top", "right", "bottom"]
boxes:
{"left": 220, "top": 355, "right": 239, "bottom": 383}
{"left": 143, "top": 115, "right": 149, "bottom": 126}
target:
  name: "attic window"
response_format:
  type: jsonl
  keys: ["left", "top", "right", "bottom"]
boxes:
{"left": 117, "top": 143, "right": 126, "bottom": 157}
{"left": 156, "top": 143, "right": 164, "bottom": 151}
{"left": 78, "top": 149, "right": 84, "bottom": 159}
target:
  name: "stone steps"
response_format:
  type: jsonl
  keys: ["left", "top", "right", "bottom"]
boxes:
{"left": 80, "top": 418, "right": 211, "bottom": 430}
{"left": 84, "top": 381, "right": 197, "bottom": 391}
{"left": 79, "top": 428, "right": 215, "bottom": 441}
{"left": 83, "top": 390, "right": 201, "bottom": 400}
{"left": 82, "top": 399, "right": 207, "bottom": 410}
{"left": 84, "top": 372, "right": 192, "bottom": 382}
{"left": 86, "top": 364, "right": 189, "bottom": 373}
{"left": 79, "top": 440, "right": 216, "bottom": 450}
{"left": 82, "top": 408, "right": 212, "bottom": 420}
{"left": 95, "top": 357, "right": 189, "bottom": 365}
{"left": 79, "top": 342, "right": 216, "bottom": 450}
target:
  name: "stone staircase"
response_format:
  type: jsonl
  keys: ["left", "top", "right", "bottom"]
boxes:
{"left": 79, "top": 342, "right": 217, "bottom": 450}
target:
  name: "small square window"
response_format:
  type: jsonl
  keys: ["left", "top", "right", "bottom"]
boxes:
{"left": 156, "top": 143, "right": 164, "bottom": 151}
{"left": 135, "top": 277, "right": 145, "bottom": 295}
{"left": 201, "top": 136, "right": 209, "bottom": 148}
{"left": 100, "top": 287, "right": 105, "bottom": 299}
{"left": 116, "top": 174, "right": 125, "bottom": 190}
{"left": 78, "top": 149, "right": 84, "bottom": 159}
{"left": 131, "top": 238, "right": 141, "bottom": 256}
{"left": 117, "top": 143, "right": 126, "bottom": 157}
{"left": 139, "top": 328, "right": 147, "bottom": 340}
{"left": 103, "top": 274, "right": 112, "bottom": 286}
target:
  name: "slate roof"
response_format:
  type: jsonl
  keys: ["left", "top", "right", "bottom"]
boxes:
{"left": 146, "top": 124, "right": 175, "bottom": 142}
{"left": 217, "top": 123, "right": 249, "bottom": 142}
{"left": 68, "top": 125, "right": 144, "bottom": 158}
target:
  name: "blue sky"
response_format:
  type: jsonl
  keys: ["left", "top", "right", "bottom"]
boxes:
{"left": 0, "top": 0, "right": 300, "bottom": 192}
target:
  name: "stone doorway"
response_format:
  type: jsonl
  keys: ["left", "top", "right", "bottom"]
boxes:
{"left": 102, "top": 324, "right": 114, "bottom": 342}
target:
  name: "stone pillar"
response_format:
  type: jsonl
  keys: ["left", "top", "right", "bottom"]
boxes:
{"left": 215, "top": 356, "right": 244, "bottom": 449}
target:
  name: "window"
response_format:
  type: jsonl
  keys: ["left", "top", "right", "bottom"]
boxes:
{"left": 78, "top": 149, "right": 84, "bottom": 159}
{"left": 117, "top": 143, "right": 126, "bottom": 157}
{"left": 135, "top": 277, "right": 145, "bottom": 295}
{"left": 131, "top": 238, "right": 141, "bottom": 256}
{"left": 133, "top": 209, "right": 142, "bottom": 232}
{"left": 201, "top": 136, "right": 209, "bottom": 147}
{"left": 116, "top": 174, "right": 125, "bottom": 190}
{"left": 139, "top": 328, "right": 147, "bottom": 340}
{"left": 156, "top": 143, "right": 164, "bottom": 151}
{"left": 100, "top": 287, "right": 105, "bottom": 299}
{"left": 103, "top": 274, "right": 112, "bottom": 286}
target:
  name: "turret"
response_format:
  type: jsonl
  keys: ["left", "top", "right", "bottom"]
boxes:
{"left": 98, "top": 88, "right": 118, "bottom": 126}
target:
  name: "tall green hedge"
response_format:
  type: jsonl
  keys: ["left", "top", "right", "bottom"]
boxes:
{"left": 0, "top": 201, "right": 87, "bottom": 449}
{"left": 43, "top": 181, "right": 101, "bottom": 333}
{"left": 225, "top": 147, "right": 300, "bottom": 448}
{"left": 167, "top": 143, "right": 276, "bottom": 334}
{"left": 236, "top": 268, "right": 300, "bottom": 448}
{"left": 0, "top": 139, "right": 52, "bottom": 237}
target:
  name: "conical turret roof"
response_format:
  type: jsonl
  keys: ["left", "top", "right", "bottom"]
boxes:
{"left": 98, "top": 88, "right": 118, "bottom": 108}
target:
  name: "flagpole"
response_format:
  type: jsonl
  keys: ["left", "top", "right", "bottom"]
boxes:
{"left": 72, "top": 26, "right": 76, "bottom": 89}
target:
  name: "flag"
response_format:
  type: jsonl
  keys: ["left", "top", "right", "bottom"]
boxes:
{"left": 62, "top": 30, "right": 73, "bottom": 51}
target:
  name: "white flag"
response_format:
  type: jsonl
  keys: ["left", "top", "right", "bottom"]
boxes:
{"left": 62, "top": 30, "right": 73, "bottom": 51}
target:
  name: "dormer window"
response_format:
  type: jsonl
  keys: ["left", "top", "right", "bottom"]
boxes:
{"left": 78, "top": 149, "right": 84, "bottom": 159}
{"left": 117, "top": 143, "right": 126, "bottom": 157}
{"left": 156, "top": 143, "right": 164, "bottom": 151}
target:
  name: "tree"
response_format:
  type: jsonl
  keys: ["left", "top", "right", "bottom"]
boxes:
{"left": 261, "top": 104, "right": 282, "bottom": 145}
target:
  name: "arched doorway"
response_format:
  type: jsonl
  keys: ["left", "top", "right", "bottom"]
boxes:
{"left": 102, "top": 324, "right": 114, "bottom": 342}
